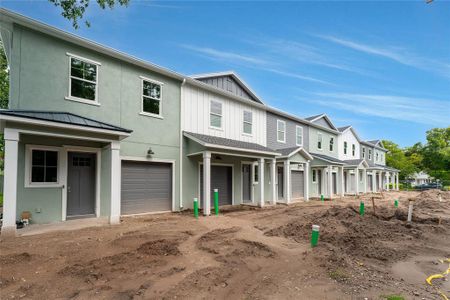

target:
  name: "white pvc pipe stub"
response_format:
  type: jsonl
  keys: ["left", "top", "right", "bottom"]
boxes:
{"left": 312, "top": 225, "right": 320, "bottom": 232}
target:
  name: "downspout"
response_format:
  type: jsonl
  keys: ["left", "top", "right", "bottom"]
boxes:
{"left": 179, "top": 78, "right": 186, "bottom": 210}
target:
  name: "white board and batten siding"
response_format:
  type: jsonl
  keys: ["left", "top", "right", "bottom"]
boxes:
{"left": 338, "top": 128, "right": 360, "bottom": 161}
{"left": 182, "top": 83, "right": 267, "bottom": 146}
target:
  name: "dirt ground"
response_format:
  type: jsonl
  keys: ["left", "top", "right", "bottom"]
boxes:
{"left": 1, "top": 190, "right": 449, "bottom": 300}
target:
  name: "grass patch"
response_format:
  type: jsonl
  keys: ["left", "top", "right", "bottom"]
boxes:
{"left": 380, "top": 295, "right": 405, "bottom": 300}
{"left": 328, "top": 268, "right": 350, "bottom": 282}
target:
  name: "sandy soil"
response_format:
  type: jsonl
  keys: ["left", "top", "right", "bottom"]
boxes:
{"left": 1, "top": 190, "right": 449, "bottom": 300}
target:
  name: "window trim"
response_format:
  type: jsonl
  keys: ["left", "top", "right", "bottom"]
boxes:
{"left": 344, "top": 141, "right": 347, "bottom": 155}
{"left": 329, "top": 136, "right": 334, "bottom": 152}
{"left": 317, "top": 132, "right": 323, "bottom": 150}
{"left": 312, "top": 169, "right": 317, "bottom": 183}
{"left": 352, "top": 144, "right": 356, "bottom": 157}
{"left": 277, "top": 120, "right": 286, "bottom": 143}
{"left": 362, "top": 147, "right": 366, "bottom": 159}
{"left": 25, "top": 145, "right": 63, "bottom": 188}
{"left": 295, "top": 125, "right": 303, "bottom": 146}
{"left": 253, "top": 163, "right": 259, "bottom": 184}
{"left": 242, "top": 110, "right": 253, "bottom": 136}
{"left": 66, "top": 53, "right": 100, "bottom": 106}
{"left": 140, "top": 76, "right": 164, "bottom": 119}
{"left": 368, "top": 149, "right": 372, "bottom": 160}
{"left": 209, "top": 99, "right": 224, "bottom": 130}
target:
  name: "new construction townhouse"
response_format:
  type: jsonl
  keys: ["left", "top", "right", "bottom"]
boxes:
{"left": 0, "top": 9, "right": 399, "bottom": 236}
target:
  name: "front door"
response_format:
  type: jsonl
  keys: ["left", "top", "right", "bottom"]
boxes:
{"left": 277, "top": 166, "right": 284, "bottom": 199}
{"left": 317, "top": 169, "right": 322, "bottom": 195}
{"left": 67, "top": 152, "right": 96, "bottom": 217}
{"left": 242, "top": 164, "right": 252, "bottom": 203}
{"left": 344, "top": 171, "right": 347, "bottom": 193}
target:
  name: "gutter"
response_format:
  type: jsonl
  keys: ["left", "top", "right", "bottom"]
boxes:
{"left": 179, "top": 78, "right": 186, "bottom": 210}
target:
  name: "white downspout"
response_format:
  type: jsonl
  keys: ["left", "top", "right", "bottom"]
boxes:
{"left": 179, "top": 78, "right": 186, "bottom": 210}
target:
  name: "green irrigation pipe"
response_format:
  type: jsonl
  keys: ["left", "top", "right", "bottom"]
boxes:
{"left": 320, "top": 194, "right": 324, "bottom": 202}
{"left": 214, "top": 189, "right": 219, "bottom": 215}
{"left": 394, "top": 199, "right": 399, "bottom": 207}
{"left": 311, "top": 225, "right": 320, "bottom": 247}
{"left": 359, "top": 201, "right": 365, "bottom": 216}
{"left": 193, "top": 198, "right": 199, "bottom": 219}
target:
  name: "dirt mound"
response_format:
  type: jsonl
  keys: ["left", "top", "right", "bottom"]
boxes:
{"left": 414, "top": 190, "right": 450, "bottom": 211}
{"left": 0, "top": 252, "right": 33, "bottom": 265}
{"left": 137, "top": 239, "right": 181, "bottom": 256}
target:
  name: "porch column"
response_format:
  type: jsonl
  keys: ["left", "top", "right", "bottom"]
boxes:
{"left": 355, "top": 168, "right": 359, "bottom": 195}
{"left": 284, "top": 160, "right": 291, "bottom": 203}
{"left": 396, "top": 173, "right": 399, "bottom": 191}
{"left": 1, "top": 128, "right": 19, "bottom": 237}
{"left": 259, "top": 158, "right": 265, "bottom": 207}
{"left": 328, "top": 165, "right": 333, "bottom": 199}
{"left": 304, "top": 161, "right": 310, "bottom": 201}
{"left": 110, "top": 141, "right": 121, "bottom": 224}
{"left": 270, "top": 159, "right": 277, "bottom": 205}
{"left": 379, "top": 171, "right": 383, "bottom": 191}
{"left": 203, "top": 151, "right": 211, "bottom": 216}
{"left": 321, "top": 167, "right": 326, "bottom": 198}
{"left": 339, "top": 166, "right": 344, "bottom": 197}
{"left": 386, "top": 173, "right": 390, "bottom": 191}
{"left": 372, "top": 171, "right": 377, "bottom": 192}
{"left": 363, "top": 169, "right": 367, "bottom": 194}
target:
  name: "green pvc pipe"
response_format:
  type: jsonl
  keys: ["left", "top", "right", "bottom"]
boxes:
{"left": 359, "top": 201, "right": 365, "bottom": 216}
{"left": 311, "top": 225, "right": 320, "bottom": 247}
{"left": 320, "top": 194, "right": 324, "bottom": 202}
{"left": 193, "top": 198, "right": 199, "bottom": 219}
{"left": 214, "top": 189, "right": 219, "bottom": 215}
{"left": 394, "top": 199, "right": 398, "bottom": 207}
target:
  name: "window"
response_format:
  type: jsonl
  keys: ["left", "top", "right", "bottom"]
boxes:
{"left": 317, "top": 133, "right": 323, "bottom": 150}
{"left": 210, "top": 100, "right": 223, "bottom": 128}
{"left": 243, "top": 110, "right": 253, "bottom": 135}
{"left": 312, "top": 170, "right": 317, "bottom": 182}
{"left": 296, "top": 126, "right": 303, "bottom": 146}
{"left": 344, "top": 141, "right": 347, "bottom": 155}
{"left": 226, "top": 78, "right": 233, "bottom": 92}
{"left": 277, "top": 120, "right": 286, "bottom": 143}
{"left": 352, "top": 144, "right": 356, "bottom": 156}
{"left": 368, "top": 149, "right": 372, "bottom": 160}
{"left": 329, "top": 137, "right": 334, "bottom": 152}
{"left": 253, "top": 164, "right": 259, "bottom": 183}
{"left": 142, "top": 78, "right": 163, "bottom": 117}
{"left": 68, "top": 55, "right": 99, "bottom": 103}
{"left": 30, "top": 149, "right": 59, "bottom": 184}
{"left": 376, "top": 152, "right": 379, "bottom": 162}
{"left": 362, "top": 147, "right": 366, "bottom": 158}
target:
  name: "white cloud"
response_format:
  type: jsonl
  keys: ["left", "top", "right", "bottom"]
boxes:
{"left": 309, "top": 92, "right": 450, "bottom": 126}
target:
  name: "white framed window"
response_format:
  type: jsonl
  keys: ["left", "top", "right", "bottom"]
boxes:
{"left": 25, "top": 145, "right": 61, "bottom": 187}
{"left": 66, "top": 53, "right": 100, "bottom": 105}
{"left": 253, "top": 163, "right": 259, "bottom": 184}
{"left": 243, "top": 110, "right": 253, "bottom": 135}
{"left": 312, "top": 169, "right": 317, "bottom": 182}
{"left": 369, "top": 149, "right": 372, "bottom": 160}
{"left": 317, "top": 133, "right": 323, "bottom": 150}
{"left": 141, "top": 76, "right": 163, "bottom": 118}
{"left": 329, "top": 137, "right": 334, "bottom": 152}
{"left": 362, "top": 147, "right": 366, "bottom": 158}
{"left": 296, "top": 126, "right": 303, "bottom": 146}
{"left": 277, "top": 120, "right": 286, "bottom": 143}
{"left": 359, "top": 170, "right": 363, "bottom": 182}
{"left": 352, "top": 144, "right": 356, "bottom": 157}
{"left": 210, "top": 100, "right": 223, "bottom": 129}
{"left": 344, "top": 141, "right": 347, "bottom": 155}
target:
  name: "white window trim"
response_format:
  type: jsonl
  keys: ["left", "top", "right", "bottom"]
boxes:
{"left": 369, "top": 149, "right": 372, "bottom": 160}
{"left": 25, "top": 145, "right": 63, "bottom": 188}
{"left": 344, "top": 141, "right": 347, "bottom": 155}
{"left": 242, "top": 110, "right": 253, "bottom": 136}
{"left": 362, "top": 147, "right": 366, "bottom": 159}
{"left": 312, "top": 169, "right": 317, "bottom": 183}
{"left": 140, "top": 76, "right": 164, "bottom": 119}
{"left": 277, "top": 120, "right": 286, "bottom": 143}
{"left": 295, "top": 125, "right": 303, "bottom": 146}
{"left": 317, "top": 132, "right": 323, "bottom": 151}
{"left": 252, "top": 163, "right": 259, "bottom": 184}
{"left": 66, "top": 53, "right": 100, "bottom": 106}
{"left": 209, "top": 99, "right": 223, "bottom": 130}
{"left": 352, "top": 144, "right": 356, "bottom": 157}
{"left": 329, "top": 136, "right": 334, "bottom": 152}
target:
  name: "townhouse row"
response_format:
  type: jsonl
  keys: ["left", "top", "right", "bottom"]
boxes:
{"left": 0, "top": 9, "right": 399, "bottom": 236}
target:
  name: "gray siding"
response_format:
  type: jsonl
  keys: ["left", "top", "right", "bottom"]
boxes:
{"left": 197, "top": 76, "right": 258, "bottom": 103}
{"left": 313, "top": 117, "right": 334, "bottom": 130}
{"left": 266, "top": 112, "right": 310, "bottom": 151}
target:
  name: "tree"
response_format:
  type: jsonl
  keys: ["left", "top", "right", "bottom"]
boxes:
{"left": 0, "top": 39, "right": 8, "bottom": 171}
{"left": 383, "top": 140, "right": 418, "bottom": 180}
{"left": 421, "top": 127, "right": 450, "bottom": 183}
{"left": 49, "top": 0, "right": 130, "bottom": 29}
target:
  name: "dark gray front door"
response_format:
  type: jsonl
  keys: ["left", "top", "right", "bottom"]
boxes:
{"left": 67, "top": 152, "right": 96, "bottom": 217}
{"left": 332, "top": 173, "right": 337, "bottom": 194}
{"left": 291, "top": 170, "right": 304, "bottom": 199}
{"left": 242, "top": 164, "right": 252, "bottom": 203}
{"left": 344, "top": 171, "right": 348, "bottom": 193}
{"left": 200, "top": 165, "right": 233, "bottom": 206}
{"left": 277, "top": 166, "right": 284, "bottom": 199}
{"left": 121, "top": 161, "right": 172, "bottom": 214}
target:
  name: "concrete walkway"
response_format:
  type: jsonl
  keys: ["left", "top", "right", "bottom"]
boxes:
{"left": 17, "top": 217, "right": 110, "bottom": 236}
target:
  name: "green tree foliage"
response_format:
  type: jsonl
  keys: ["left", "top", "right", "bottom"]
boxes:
{"left": 49, "top": 0, "right": 130, "bottom": 29}
{"left": 422, "top": 127, "right": 450, "bottom": 183}
{"left": 383, "top": 140, "right": 418, "bottom": 180}
{"left": 0, "top": 40, "right": 8, "bottom": 109}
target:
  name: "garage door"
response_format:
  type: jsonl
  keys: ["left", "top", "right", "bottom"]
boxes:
{"left": 291, "top": 170, "right": 304, "bottom": 199}
{"left": 121, "top": 161, "right": 172, "bottom": 215}
{"left": 200, "top": 165, "right": 232, "bottom": 206}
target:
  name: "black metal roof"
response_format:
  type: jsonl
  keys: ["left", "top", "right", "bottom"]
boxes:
{"left": 184, "top": 131, "right": 279, "bottom": 155}
{"left": 0, "top": 110, "right": 132, "bottom": 133}
{"left": 311, "top": 153, "right": 345, "bottom": 165}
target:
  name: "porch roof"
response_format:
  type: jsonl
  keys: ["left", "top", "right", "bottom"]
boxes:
{"left": 344, "top": 159, "right": 369, "bottom": 168}
{"left": 376, "top": 164, "right": 399, "bottom": 172}
{"left": 311, "top": 153, "right": 345, "bottom": 165}
{"left": 0, "top": 110, "right": 132, "bottom": 134}
{"left": 184, "top": 131, "right": 280, "bottom": 156}
{"left": 277, "top": 146, "right": 314, "bottom": 160}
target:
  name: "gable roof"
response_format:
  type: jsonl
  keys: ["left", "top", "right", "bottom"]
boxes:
{"left": 0, "top": 109, "right": 132, "bottom": 134}
{"left": 344, "top": 159, "right": 369, "bottom": 168}
{"left": 190, "top": 71, "right": 264, "bottom": 104}
{"left": 305, "top": 114, "right": 324, "bottom": 121}
{"left": 338, "top": 125, "right": 362, "bottom": 142}
{"left": 337, "top": 125, "right": 351, "bottom": 132}
{"left": 304, "top": 113, "right": 338, "bottom": 131}
{"left": 361, "top": 140, "right": 387, "bottom": 151}
{"left": 277, "top": 146, "right": 314, "bottom": 160}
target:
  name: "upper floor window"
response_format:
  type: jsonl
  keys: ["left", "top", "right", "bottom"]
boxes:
{"left": 376, "top": 152, "right": 379, "bottom": 162}
{"left": 362, "top": 147, "right": 366, "bottom": 158}
{"left": 329, "top": 137, "right": 334, "bottom": 151}
{"left": 141, "top": 78, "right": 163, "bottom": 117}
{"left": 277, "top": 120, "right": 286, "bottom": 143}
{"left": 352, "top": 144, "right": 356, "bottom": 156}
{"left": 243, "top": 111, "right": 253, "bottom": 135}
{"left": 368, "top": 149, "right": 372, "bottom": 160}
{"left": 344, "top": 141, "right": 347, "bottom": 155}
{"left": 210, "top": 100, "right": 223, "bottom": 129}
{"left": 296, "top": 126, "right": 303, "bottom": 146}
{"left": 68, "top": 55, "right": 99, "bottom": 104}
{"left": 317, "top": 133, "right": 323, "bottom": 150}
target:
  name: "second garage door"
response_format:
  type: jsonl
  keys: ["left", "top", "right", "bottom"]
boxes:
{"left": 291, "top": 170, "right": 304, "bottom": 199}
{"left": 121, "top": 161, "right": 172, "bottom": 215}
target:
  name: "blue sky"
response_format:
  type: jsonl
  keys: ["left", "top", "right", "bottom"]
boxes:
{"left": 2, "top": 1, "right": 450, "bottom": 147}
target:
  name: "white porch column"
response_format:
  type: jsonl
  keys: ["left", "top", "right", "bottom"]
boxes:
{"left": 379, "top": 171, "right": 383, "bottom": 191}
{"left": 386, "top": 173, "right": 390, "bottom": 191}
{"left": 372, "top": 171, "right": 377, "bottom": 192}
{"left": 321, "top": 167, "right": 326, "bottom": 197}
{"left": 284, "top": 160, "right": 291, "bottom": 203}
{"left": 328, "top": 165, "right": 333, "bottom": 199}
{"left": 109, "top": 141, "right": 121, "bottom": 224}
{"left": 340, "top": 166, "right": 344, "bottom": 197}
{"left": 363, "top": 169, "right": 367, "bottom": 194}
{"left": 259, "top": 158, "right": 265, "bottom": 207}
{"left": 203, "top": 151, "right": 211, "bottom": 216}
{"left": 355, "top": 168, "right": 359, "bottom": 195}
{"left": 270, "top": 159, "right": 277, "bottom": 205}
{"left": 304, "top": 162, "right": 310, "bottom": 201}
{"left": 1, "top": 128, "right": 19, "bottom": 237}
{"left": 396, "top": 173, "right": 399, "bottom": 191}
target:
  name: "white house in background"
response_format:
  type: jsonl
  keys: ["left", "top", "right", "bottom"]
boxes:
{"left": 410, "top": 171, "right": 433, "bottom": 186}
